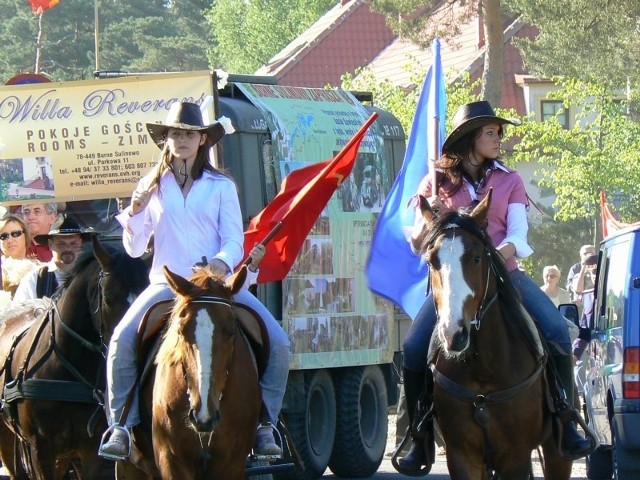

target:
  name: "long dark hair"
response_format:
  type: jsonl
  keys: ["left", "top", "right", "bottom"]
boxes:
{"left": 436, "top": 124, "right": 504, "bottom": 197}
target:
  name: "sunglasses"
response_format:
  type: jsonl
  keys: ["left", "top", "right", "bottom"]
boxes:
{"left": 0, "top": 230, "right": 25, "bottom": 241}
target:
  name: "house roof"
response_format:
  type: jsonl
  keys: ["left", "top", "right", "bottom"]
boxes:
{"left": 361, "top": 16, "right": 537, "bottom": 116}
{"left": 255, "top": 0, "right": 395, "bottom": 88}
{"left": 256, "top": 1, "right": 538, "bottom": 115}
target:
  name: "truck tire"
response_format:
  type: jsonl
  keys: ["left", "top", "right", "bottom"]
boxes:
{"left": 586, "top": 445, "right": 613, "bottom": 479}
{"left": 276, "top": 370, "right": 336, "bottom": 480}
{"left": 328, "top": 365, "right": 387, "bottom": 477}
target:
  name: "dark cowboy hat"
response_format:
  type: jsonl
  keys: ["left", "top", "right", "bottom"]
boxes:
{"left": 34, "top": 215, "right": 94, "bottom": 243}
{"left": 146, "top": 102, "right": 227, "bottom": 149}
{"left": 442, "top": 101, "right": 521, "bottom": 153}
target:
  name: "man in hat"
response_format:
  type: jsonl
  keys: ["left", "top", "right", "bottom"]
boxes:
{"left": 13, "top": 215, "right": 92, "bottom": 303}
{"left": 20, "top": 202, "right": 58, "bottom": 262}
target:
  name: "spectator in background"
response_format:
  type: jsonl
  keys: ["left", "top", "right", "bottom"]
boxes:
{"left": 1, "top": 213, "right": 41, "bottom": 301}
{"left": 20, "top": 202, "right": 58, "bottom": 262}
{"left": 566, "top": 245, "right": 596, "bottom": 305}
{"left": 12, "top": 215, "right": 91, "bottom": 303}
{"left": 1, "top": 213, "right": 31, "bottom": 261}
{"left": 540, "top": 265, "right": 571, "bottom": 307}
{"left": 571, "top": 251, "right": 598, "bottom": 359}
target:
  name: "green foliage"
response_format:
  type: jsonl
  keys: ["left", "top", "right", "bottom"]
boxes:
{"left": 519, "top": 205, "right": 593, "bottom": 284}
{"left": 0, "top": 0, "right": 210, "bottom": 82}
{"left": 206, "top": 0, "right": 335, "bottom": 73}
{"left": 512, "top": 78, "right": 640, "bottom": 223}
{"left": 509, "top": 0, "right": 640, "bottom": 89}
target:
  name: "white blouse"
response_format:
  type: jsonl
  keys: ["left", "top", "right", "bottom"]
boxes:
{"left": 117, "top": 169, "right": 244, "bottom": 285}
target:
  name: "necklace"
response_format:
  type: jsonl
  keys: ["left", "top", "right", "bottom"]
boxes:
{"left": 170, "top": 160, "right": 188, "bottom": 189}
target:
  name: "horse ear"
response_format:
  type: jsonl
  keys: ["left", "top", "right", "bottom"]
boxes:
{"left": 226, "top": 265, "right": 248, "bottom": 295}
{"left": 410, "top": 195, "right": 436, "bottom": 252}
{"left": 164, "top": 266, "right": 196, "bottom": 296}
{"left": 470, "top": 188, "right": 492, "bottom": 227}
{"left": 92, "top": 235, "right": 113, "bottom": 271}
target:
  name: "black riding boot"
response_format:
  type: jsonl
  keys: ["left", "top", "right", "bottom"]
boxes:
{"left": 554, "top": 355, "right": 594, "bottom": 460}
{"left": 396, "top": 368, "right": 433, "bottom": 476}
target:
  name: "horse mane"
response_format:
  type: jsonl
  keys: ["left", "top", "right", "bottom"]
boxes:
{"left": 426, "top": 209, "right": 542, "bottom": 358}
{"left": 156, "top": 268, "right": 230, "bottom": 367}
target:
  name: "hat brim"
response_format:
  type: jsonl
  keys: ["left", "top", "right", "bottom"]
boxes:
{"left": 34, "top": 231, "right": 95, "bottom": 244}
{"left": 146, "top": 122, "right": 226, "bottom": 149}
{"left": 442, "top": 116, "right": 520, "bottom": 153}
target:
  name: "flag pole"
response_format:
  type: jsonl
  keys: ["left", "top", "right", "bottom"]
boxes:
{"left": 431, "top": 116, "right": 439, "bottom": 195}
{"left": 94, "top": 0, "right": 100, "bottom": 72}
{"left": 242, "top": 222, "right": 283, "bottom": 266}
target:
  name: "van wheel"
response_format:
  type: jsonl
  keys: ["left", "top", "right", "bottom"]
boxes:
{"left": 328, "top": 366, "right": 387, "bottom": 477}
{"left": 276, "top": 370, "right": 336, "bottom": 480}
{"left": 612, "top": 420, "right": 640, "bottom": 480}
{"left": 586, "top": 446, "right": 612, "bottom": 479}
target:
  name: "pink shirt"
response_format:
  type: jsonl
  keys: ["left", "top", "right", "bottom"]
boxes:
{"left": 418, "top": 161, "right": 532, "bottom": 272}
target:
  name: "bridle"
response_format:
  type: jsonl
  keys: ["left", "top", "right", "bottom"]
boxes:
{"left": 184, "top": 294, "right": 238, "bottom": 480}
{"left": 425, "top": 215, "right": 504, "bottom": 330}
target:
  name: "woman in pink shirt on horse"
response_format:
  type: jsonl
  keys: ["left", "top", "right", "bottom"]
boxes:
{"left": 396, "top": 101, "right": 592, "bottom": 475}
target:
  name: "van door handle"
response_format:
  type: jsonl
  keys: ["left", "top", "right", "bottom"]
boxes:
{"left": 633, "top": 277, "right": 640, "bottom": 288}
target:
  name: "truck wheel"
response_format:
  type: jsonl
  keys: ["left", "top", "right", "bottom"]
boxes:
{"left": 586, "top": 445, "right": 613, "bottom": 479}
{"left": 276, "top": 370, "right": 336, "bottom": 480}
{"left": 328, "top": 365, "right": 387, "bottom": 477}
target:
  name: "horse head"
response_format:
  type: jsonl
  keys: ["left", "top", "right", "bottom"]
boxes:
{"left": 86, "top": 236, "right": 148, "bottom": 343}
{"left": 161, "top": 265, "right": 247, "bottom": 433}
{"left": 417, "top": 189, "right": 496, "bottom": 356}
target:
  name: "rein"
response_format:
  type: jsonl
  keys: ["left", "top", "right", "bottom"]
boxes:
{"left": 426, "top": 212, "right": 545, "bottom": 478}
{"left": 427, "top": 216, "right": 504, "bottom": 330}
{"left": 4, "top": 268, "right": 111, "bottom": 407}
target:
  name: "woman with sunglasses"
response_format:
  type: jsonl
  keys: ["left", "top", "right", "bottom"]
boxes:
{"left": 99, "top": 102, "right": 290, "bottom": 461}
{"left": 0, "top": 213, "right": 40, "bottom": 300}
{"left": 0, "top": 213, "right": 30, "bottom": 260}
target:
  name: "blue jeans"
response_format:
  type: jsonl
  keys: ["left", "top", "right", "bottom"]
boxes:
{"left": 403, "top": 269, "right": 572, "bottom": 373}
{"left": 106, "top": 284, "right": 290, "bottom": 427}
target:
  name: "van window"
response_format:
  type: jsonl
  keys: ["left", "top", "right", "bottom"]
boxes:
{"left": 599, "top": 240, "right": 630, "bottom": 330}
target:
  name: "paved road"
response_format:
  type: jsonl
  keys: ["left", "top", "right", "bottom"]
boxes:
{"left": 320, "top": 413, "right": 588, "bottom": 479}
{"left": 0, "top": 413, "right": 590, "bottom": 479}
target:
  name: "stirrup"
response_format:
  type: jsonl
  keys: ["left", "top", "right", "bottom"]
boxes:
{"left": 252, "top": 422, "right": 283, "bottom": 461}
{"left": 98, "top": 424, "right": 132, "bottom": 461}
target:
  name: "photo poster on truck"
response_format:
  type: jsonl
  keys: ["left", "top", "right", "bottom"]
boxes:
{"left": 238, "top": 83, "right": 395, "bottom": 368}
{"left": 0, "top": 71, "right": 214, "bottom": 207}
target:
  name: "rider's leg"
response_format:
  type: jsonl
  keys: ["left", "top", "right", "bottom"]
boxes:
{"left": 235, "top": 289, "right": 290, "bottom": 456}
{"left": 509, "top": 270, "right": 593, "bottom": 459}
{"left": 100, "top": 284, "right": 174, "bottom": 459}
{"left": 554, "top": 354, "right": 594, "bottom": 459}
{"left": 396, "top": 295, "right": 436, "bottom": 476}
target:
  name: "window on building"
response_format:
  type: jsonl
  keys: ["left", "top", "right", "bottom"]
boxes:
{"left": 541, "top": 100, "right": 569, "bottom": 129}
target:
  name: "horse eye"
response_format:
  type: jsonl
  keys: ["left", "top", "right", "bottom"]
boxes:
{"left": 473, "top": 255, "right": 482, "bottom": 264}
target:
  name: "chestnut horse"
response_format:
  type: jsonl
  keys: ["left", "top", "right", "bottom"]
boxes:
{"left": 118, "top": 266, "right": 261, "bottom": 479}
{"left": 411, "top": 191, "right": 572, "bottom": 479}
{"left": 0, "top": 237, "right": 148, "bottom": 479}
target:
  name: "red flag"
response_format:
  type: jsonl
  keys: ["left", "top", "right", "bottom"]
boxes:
{"left": 600, "top": 189, "right": 626, "bottom": 237}
{"left": 28, "top": 0, "right": 59, "bottom": 14}
{"left": 243, "top": 112, "right": 378, "bottom": 283}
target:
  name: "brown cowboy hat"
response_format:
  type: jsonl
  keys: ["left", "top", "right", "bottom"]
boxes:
{"left": 146, "top": 102, "right": 228, "bottom": 149}
{"left": 34, "top": 215, "right": 94, "bottom": 243}
{"left": 442, "top": 101, "right": 520, "bottom": 153}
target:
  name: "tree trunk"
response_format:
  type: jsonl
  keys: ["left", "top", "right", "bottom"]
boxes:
{"left": 480, "top": 0, "right": 503, "bottom": 106}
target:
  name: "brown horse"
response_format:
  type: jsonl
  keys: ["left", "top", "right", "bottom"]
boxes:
{"left": 118, "top": 265, "right": 261, "bottom": 479}
{"left": 411, "top": 191, "right": 572, "bottom": 479}
{"left": 0, "top": 236, "right": 149, "bottom": 479}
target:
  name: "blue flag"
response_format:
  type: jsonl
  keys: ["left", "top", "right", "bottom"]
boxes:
{"left": 365, "top": 39, "right": 446, "bottom": 320}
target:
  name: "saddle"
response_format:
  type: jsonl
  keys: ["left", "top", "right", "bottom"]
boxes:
{"left": 135, "top": 299, "right": 270, "bottom": 379}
